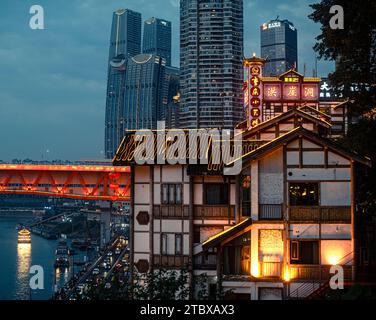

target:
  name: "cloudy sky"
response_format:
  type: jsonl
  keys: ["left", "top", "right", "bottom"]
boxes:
{"left": 0, "top": 0, "right": 334, "bottom": 161}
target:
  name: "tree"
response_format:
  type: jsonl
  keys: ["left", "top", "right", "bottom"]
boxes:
{"left": 309, "top": 0, "right": 376, "bottom": 116}
{"left": 133, "top": 269, "right": 190, "bottom": 300}
{"left": 309, "top": 0, "right": 376, "bottom": 275}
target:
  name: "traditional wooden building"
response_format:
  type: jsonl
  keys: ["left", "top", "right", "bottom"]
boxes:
{"left": 113, "top": 107, "right": 371, "bottom": 300}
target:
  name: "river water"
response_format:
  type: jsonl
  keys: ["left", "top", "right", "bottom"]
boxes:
{"left": 0, "top": 215, "right": 74, "bottom": 300}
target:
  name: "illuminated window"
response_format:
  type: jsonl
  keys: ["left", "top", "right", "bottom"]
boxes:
{"left": 289, "top": 183, "right": 319, "bottom": 206}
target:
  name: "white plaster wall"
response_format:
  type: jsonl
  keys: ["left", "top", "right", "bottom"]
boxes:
{"left": 134, "top": 184, "right": 150, "bottom": 203}
{"left": 154, "top": 184, "right": 161, "bottom": 204}
{"left": 154, "top": 166, "right": 161, "bottom": 183}
{"left": 154, "top": 220, "right": 160, "bottom": 233}
{"left": 328, "top": 152, "right": 350, "bottom": 166}
{"left": 161, "top": 166, "right": 183, "bottom": 183}
{"left": 321, "top": 182, "right": 351, "bottom": 206}
{"left": 287, "top": 152, "right": 299, "bottom": 166}
{"left": 154, "top": 234, "right": 160, "bottom": 254}
{"left": 287, "top": 168, "right": 351, "bottom": 181}
{"left": 321, "top": 225, "right": 351, "bottom": 239}
{"left": 302, "top": 139, "right": 320, "bottom": 149}
{"left": 303, "top": 151, "right": 325, "bottom": 166}
{"left": 290, "top": 224, "right": 320, "bottom": 239}
{"left": 321, "top": 240, "right": 352, "bottom": 265}
{"left": 183, "top": 235, "right": 190, "bottom": 255}
{"left": 194, "top": 184, "right": 203, "bottom": 205}
{"left": 134, "top": 233, "right": 150, "bottom": 253}
{"left": 161, "top": 220, "right": 183, "bottom": 233}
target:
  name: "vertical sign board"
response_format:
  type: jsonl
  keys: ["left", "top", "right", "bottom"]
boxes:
{"left": 244, "top": 57, "right": 266, "bottom": 129}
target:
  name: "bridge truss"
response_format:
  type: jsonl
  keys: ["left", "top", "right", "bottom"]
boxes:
{"left": 0, "top": 164, "right": 131, "bottom": 201}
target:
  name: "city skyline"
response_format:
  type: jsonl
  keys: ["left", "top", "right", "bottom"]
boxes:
{"left": 0, "top": 0, "right": 335, "bottom": 161}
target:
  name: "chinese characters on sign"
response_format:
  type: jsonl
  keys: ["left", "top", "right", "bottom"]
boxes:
{"left": 264, "top": 84, "right": 281, "bottom": 101}
{"left": 248, "top": 65, "right": 262, "bottom": 128}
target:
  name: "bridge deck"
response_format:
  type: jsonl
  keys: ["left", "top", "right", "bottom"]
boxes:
{"left": 0, "top": 164, "right": 131, "bottom": 201}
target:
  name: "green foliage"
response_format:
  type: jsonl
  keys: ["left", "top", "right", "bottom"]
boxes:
{"left": 133, "top": 269, "right": 190, "bottom": 300}
{"left": 309, "top": 0, "right": 376, "bottom": 116}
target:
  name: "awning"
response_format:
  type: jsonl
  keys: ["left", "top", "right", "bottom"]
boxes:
{"left": 202, "top": 218, "right": 253, "bottom": 250}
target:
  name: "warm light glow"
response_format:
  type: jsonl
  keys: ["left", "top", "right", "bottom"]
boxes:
{"left": 328, "top": 255, "right": 341, "bottom": 266}
{"left": 251, "top": 261, "right": 260, "bottom": 278}
{"left": 284, "top": 266, "right": 291, "bottom": 282}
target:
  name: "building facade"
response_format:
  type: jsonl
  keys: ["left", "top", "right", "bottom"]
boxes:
{"left": 105, "top": 9, "right": 142, "bottom": 159}
{"left": 261, "top": 19, "right": 298, "bottom": 76}
{"left": 161, "top": 66, "right": 180, "bottom": 128}
{"left": 143, "top": 17, "right": 172, "bottom": 67}
{"left": 179, "top": 0, "right": 244, "bottom": 129}
{"left": 115, "top": 108, "right": 370, "bottom": 300}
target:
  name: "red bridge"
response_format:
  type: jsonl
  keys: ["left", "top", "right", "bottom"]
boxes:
{"left": 0, "top": 164, "right": 131, "bottom": 201}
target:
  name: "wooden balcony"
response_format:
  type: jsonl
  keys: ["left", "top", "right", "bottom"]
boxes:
{"left": 259, "top": 204, "right": 283, "bottom": 220}
{"left": 289, "top": 265, "right": 353, "bottom": 281}
{"left": 154, "top": 205, "right": 189, "bottom": 219}
{"left": 260, "top": 262, "right": 283, "bottom": 279}
{"left": 153, "top": 255, "right": 190, "bottom": 268}
{"left": 194, "top": 205, "right": 235, "bottom": 220}
{"left": 289, "top": 206, "right": 351, "bottom": 223}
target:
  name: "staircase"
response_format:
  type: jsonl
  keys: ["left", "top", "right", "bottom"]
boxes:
{"left": 288, "top": 252, "right": 354, "bottom": 300}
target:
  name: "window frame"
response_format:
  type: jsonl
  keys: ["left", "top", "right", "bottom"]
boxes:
{"left": 288, "top": 182, "right": 320, "bottom": 207}
{"left": 203, "top": 183, "right": 229, "bottom": 206}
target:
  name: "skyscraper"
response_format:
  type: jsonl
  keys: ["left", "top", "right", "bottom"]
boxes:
{"left": 143, "top": 17, "right": 172, "bottom": 66}
{"left": 105, "top": 9, "right": 142, "bottom": 159}
{"left": 260, "top": 19, "right": 298, "bottom": 76}
{"left": 179, "top": 0, "right": 244, "bottom": 129}
{"left": 122, "top": 54, "right": 166, "bottom": 131}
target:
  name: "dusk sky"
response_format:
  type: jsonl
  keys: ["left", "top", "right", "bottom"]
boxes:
{"left": 0, "top": 0, "right": 334, "bottom": 161}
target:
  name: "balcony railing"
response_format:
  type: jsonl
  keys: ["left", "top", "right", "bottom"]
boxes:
{"left": 154, "top": 205, "right": 189, "bottom": 219}
{"left": 194, "top": 205, "right": 235, "bottom": 220}
{"left": 260, "top": 262, "right": 283, "bottom": 278}
{"left": 289, "top": 206, "right": 351, "bottom": 223}
{"left": 153, "top": 255, "right": 190, "bottom": 268}
{"left": 259, "top": 204, "right": 283, "bottom": 220}
{"left": 289, "top": 265, "right": 353, "bottom": 281}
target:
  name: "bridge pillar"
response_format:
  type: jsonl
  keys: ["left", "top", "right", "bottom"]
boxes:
{"left": 99, "top": 202, "right": 112, "bottom": 249}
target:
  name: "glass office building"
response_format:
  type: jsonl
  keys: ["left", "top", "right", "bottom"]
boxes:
{"left": 261, "top": 19, "right": 298, "bottom": 76}
{"left": 179, "top": 0, "right": 244, "bottom": 129}
{"left": 143, "top": 17, "right": 172, "bottom": 66}
{"left": 105, "top": 9, "right": 142, "bottom": 159}
{"left": 105, "top": 54, "right": 166, "bottom": 159}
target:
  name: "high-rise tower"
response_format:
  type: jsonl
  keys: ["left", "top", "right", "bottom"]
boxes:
{"left": 179, "top": 0, "right": 244, "bottom": 129}
{"left": 260, "top": 19, "right": 298, "bottom": 76}
{"left": 143, "top": 17, "right": 172, "bottom": 66}
{"left": 105, "top": 9, "right": 142, "bottom": 159}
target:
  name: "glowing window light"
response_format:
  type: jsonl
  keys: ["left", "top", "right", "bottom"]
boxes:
{"left": 251, "top": 261, "right": 260, "bottom": 278}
